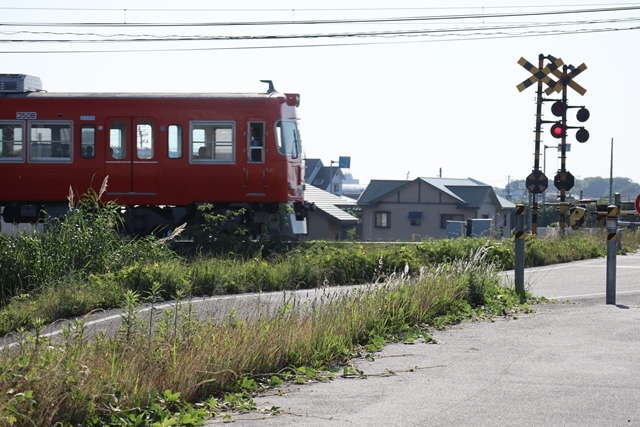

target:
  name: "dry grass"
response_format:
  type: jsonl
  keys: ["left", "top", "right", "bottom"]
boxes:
{"left": 0, "top": 248, "right": 512, "bottom": 426}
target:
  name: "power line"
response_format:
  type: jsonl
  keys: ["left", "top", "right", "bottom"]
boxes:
{"left": 1, "top": 4, "right": 639, "bottom": 53}
{"left": 2, "top": 17, "right": 638, "bottom": 44}
{"left": 1, "top": 4, "right": 636, "bottom": 12}
{"left": 1, "top": 25, "right": 637, "bottom": 54}
{"left": 1, "top": 5, "right": 639, "bottom": 27}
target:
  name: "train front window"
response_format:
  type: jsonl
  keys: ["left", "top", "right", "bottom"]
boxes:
{"left": 190, "top": 121, "right": 234, "bottom": 163}
{"left": 28, "top": 121, "right": 72, "bottom": 162}
{"left": 276, "top": 121, "right": 301, "bottom": 158}
{"left": 0, "top": 121, "right": 24, "bottom": 162}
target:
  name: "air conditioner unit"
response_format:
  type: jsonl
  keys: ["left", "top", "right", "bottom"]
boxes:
{"left": 0, "top": 74, "right": 43, "bottom": 93}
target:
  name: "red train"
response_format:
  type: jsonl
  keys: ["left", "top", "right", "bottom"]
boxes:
{"left": 0, "top": 74, "right": 308, "bottom": 235}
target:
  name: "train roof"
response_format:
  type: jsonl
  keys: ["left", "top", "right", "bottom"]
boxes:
{"left": 0, "top": 91, "right": 282, "bottom": 99}
{"left": 0, "top": 75, "right": 298, "bottom": 103}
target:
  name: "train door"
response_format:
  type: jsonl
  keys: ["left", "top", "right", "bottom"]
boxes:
{"left": 245, "top": 121, "right": 267, "bottom": 196}
{"left": 105, "top": 117, "right": 158, "bottom": 196}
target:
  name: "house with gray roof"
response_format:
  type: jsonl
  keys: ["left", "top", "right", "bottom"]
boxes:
{"left": 303, "top": 185, "right": 359, "bottom": 240}
{"left": 305, "top": 158, "right": 346, "bottom": 195}
{"left": 357, "top": 177, "right": 514, "bottom": 241}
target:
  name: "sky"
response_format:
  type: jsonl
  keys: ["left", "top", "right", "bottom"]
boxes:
{"left": 2, "top": 1, "right": 640, "bottom": 191}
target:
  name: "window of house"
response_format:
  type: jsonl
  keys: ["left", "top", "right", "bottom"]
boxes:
{"left": 375, "top": 211, "right": 390, "bottom": 228}
{"left": 29, "top": 121, "right": 72, "bottom": 162}
{"left": 440, "top": 214, "right": 464, "bottom": 229}
{"left": 408, "top": 211, "right": 422, "bottom": 226}
{"left": 332, "top": 183, "right": 340, "bottom": 194}
{"left": 191, "top": 121, "right": 234, "bottom": 162}
{"left": 0, "top": 121, "right": 24, "bottom": 161}
{"left": 80, "top": 125, "right": 95, "bottom": 159}
{"left": 168, "top": 125, "right": 182, "bottom": 159}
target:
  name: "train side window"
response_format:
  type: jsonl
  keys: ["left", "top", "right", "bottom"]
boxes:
{"left": 248, "top": 122, "right": 264, "bottom": 163}
{"left": 190, "top": 121, "right": 234, "bottom": 163}
{"left": 80, "top": 125, "right": 95, "bottom": 159}
{"left": 109, "top": 121, "right": 126, "bottom": 159}
{"left": 28, "top": 121, "right": 72, "bottom": 162}
{"left": 0, "top": 121, "right": 24, "bottom": 162}
{"left": 137, "top": 122, "right": 153, "bottom": 159}
{"left": 168, "top": 125, "right": 182, "bottom": 159}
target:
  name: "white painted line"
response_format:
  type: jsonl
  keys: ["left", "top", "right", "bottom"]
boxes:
{"left": 544, "top": 289, "right": 640, "bottom": 300}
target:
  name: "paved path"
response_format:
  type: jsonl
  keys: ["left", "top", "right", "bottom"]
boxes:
{"left": 208, "top": 252, "right": 640, "bottom": 426}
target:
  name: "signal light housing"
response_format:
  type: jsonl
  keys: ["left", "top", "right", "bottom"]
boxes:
{"left": 576, "top": 128, "right": 589, "bottom": 143}
{"left": 576, "top": 107, "right": 590, "bottom": 122}
{"left": 551, "top": 101, "right": 566, "bottom": 117}
{"left": 550, "top": 122, "right": 565, "bottom": 138}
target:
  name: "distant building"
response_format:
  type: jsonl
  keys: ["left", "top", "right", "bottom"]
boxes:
{"left": 302, "top": 185, "right": 358, "bottom": 240}
{"left": 305, "top": 158, "right": 345, "bottom": 195}
{"left": 357, "top": 177, "right": 515, "bottom": 241}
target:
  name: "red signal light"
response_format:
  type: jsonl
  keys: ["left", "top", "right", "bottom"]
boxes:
{"left": 550, "top": 123, "right": 565, "bottom": 138}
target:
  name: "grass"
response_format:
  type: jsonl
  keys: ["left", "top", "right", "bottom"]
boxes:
{"left": 0, "top": 183, "right": 638, "bottom": 426}
{"left": 1, "top": 245, "right": 529, "bottom": 426}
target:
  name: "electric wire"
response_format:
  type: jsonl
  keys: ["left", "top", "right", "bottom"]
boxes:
{"left": 2, "top": 17, "right": 639, "bottom": 43}
{"left": 1, "top": 4, "right": 639, "bottom": 53}
{"left": 1, "top": 5, "right": 639, "bottom": 27}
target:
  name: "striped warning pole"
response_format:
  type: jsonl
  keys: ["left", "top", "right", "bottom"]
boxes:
{"left": 606, "top": 205, "right": 619, "bottom": 305}
{"left": 514, "top": 204, "right": 526, "bottom": 298}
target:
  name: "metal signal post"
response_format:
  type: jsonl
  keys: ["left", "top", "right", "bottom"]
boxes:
{"left": 517, "top": 54, "right": 589, "bottom": 235}
{"left": 558, "top": 65, "right": 570, "bottom": 233}
{"left": 518, "top": 54, "right": 562, "bottom": 234}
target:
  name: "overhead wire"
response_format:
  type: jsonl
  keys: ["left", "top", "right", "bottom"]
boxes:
{"left": 1, "top": 4, "right": 639, "bottom": 53}
{"left": 1, "top": 4, "right": 640, "bottom": 27}
{"left": 2, "top": 17, "right": 639, "bottom": 43}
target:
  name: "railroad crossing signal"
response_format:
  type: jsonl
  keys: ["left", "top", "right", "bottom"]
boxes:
{"left": 550, "top": 122, "right": 566, "bottom": 138}
{"left": 516, "top": 57, "right": 563, "bottom": 92}
{"left": 516, "top": 54, "right": 589, "bottom": 236}
{"left": 526, "top": 170, "right": 548, "bottom": 194}
{"left": 554, "top": 171, "right": 575, "bottom": 191}
{"left": 548, "top": 99, "right": 590, "bottom": 142}
{"left": 545, "top": 63, "right": 588, "bottom": 96}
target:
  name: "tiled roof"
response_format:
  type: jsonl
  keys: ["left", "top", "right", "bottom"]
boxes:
{"left": 357, "top": 180, "right": 409, "bottom": 205}
{"left": 304, "top": 185, "right": 358, "bottom": 223}
{"left": 358, "top": 177, "right": 515, "bottom": 210}
{"left": 304, "top": 158, "right": 322, "bottom": 181}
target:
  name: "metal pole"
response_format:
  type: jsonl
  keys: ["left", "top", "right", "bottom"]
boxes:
{"left": 530, "top": 54, "right": 545, "bottom": 236}
{"left": 615, "top": 192, "right": 622, "bottom": 250}
{"left": 606, "top": 204, "right": 618, "bottom": 305}
{"left": 330, "top": 162, "right": 333, "bottom": 194}
{"left": 558, "top": 65, "right": 568, "bottom": 235}
{"left": 609, "top": 138, "right": 614, "bottom": 204}
{"left": 515, "top": 204, "right": 526, "bottom": 299}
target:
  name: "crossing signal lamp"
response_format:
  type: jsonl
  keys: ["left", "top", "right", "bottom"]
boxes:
{"left": 550, "top": 122, "right": 565, "bottom": 138}
{"left": 547, "top": 100, "right": 590, "bottom": 142}
{"left": 575, "top": 107, "right": 590, "bottom": 142}
{"left": 550, "top": 101, "right": 567, "bottom": 117}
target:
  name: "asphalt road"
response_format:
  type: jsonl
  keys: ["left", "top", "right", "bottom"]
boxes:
{"left": 207, "top": 251, "right": 640, "bottom": 426}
